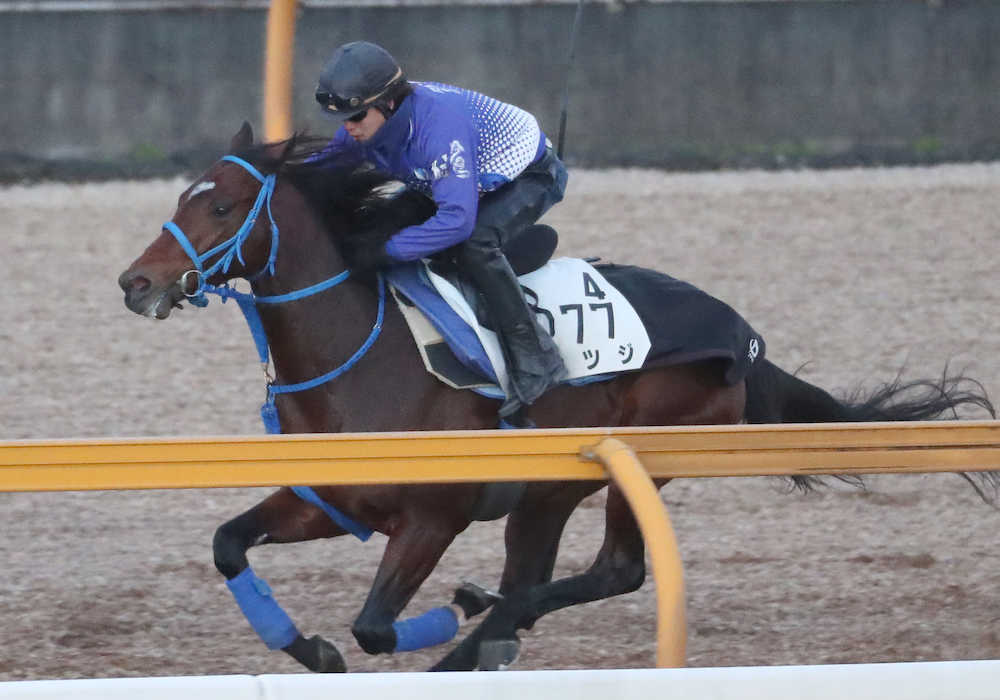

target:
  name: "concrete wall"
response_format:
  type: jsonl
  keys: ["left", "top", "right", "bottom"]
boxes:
{"left": 2, "top": 0, "right": 999, "bottom": 178}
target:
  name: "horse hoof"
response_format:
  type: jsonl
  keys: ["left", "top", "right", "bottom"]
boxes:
{"left": 284, "top": 634, "right": 347, "bottom": 673}
{"left": 452, "top": 581, "right": 502, "bottom": 618}
{"left": 476, "top": 638, "right": 520, "bottom": 671}
{"left": 310, "top": 635, "right": 348, "bottom": 673}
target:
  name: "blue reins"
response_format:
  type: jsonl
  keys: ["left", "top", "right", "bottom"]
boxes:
{"left": 163, "top": 154, "right": 385, "bottom": 435}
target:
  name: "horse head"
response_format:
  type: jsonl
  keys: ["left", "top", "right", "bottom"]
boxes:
{"left": 119, "top": 122, "right": 435, "bottom": 320}
{"left": 118, "top": 123, "right": 289, "bottom": 319}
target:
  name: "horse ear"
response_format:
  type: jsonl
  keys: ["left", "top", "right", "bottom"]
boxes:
{"left": 230, "top": 122, "right": 254, "bottom": 152}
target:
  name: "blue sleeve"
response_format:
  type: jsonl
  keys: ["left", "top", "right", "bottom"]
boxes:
{"left": 384, "top": 110, "right": 478, "bottom": 261}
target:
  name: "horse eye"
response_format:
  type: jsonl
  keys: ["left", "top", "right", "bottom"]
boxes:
{"left": 213, "top": 205, "right": 230, "bottom": 217}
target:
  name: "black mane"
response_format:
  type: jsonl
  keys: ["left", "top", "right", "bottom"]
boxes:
{"left": 232, "top": 134, "right": 436, "bottom": 252}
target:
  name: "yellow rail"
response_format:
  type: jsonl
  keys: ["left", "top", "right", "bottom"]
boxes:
{"left": 2, "top": 421, "right": 998, "bottom": 492}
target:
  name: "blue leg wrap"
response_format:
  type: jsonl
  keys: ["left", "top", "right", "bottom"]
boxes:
{"left": 226, "top": 567, "right": 300, "bottom": 650}
{"left": 392, "top": 606, "right": 459, "bottom": 652}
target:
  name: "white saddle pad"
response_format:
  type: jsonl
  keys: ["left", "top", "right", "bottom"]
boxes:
{"left": 394, "top": 257, "right": 652, "bottom": 393}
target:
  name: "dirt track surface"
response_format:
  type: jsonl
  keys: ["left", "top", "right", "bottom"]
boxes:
{"left": 2, "top": 164, "right": 999, "bottom": 680}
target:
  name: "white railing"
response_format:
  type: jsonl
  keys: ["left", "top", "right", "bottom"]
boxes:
{"left": 3, "top": 662, "right": 1000, "bottom": 700}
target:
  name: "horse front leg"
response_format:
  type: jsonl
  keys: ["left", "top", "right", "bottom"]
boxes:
{"left": 350, "top": 508, "right": 464, "bottom": 657}
{"left": 212, "top": 487, "right": 351, "bottom": 672}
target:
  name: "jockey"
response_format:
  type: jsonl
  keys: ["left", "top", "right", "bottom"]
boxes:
{"left": 312, "top": 40, "right": 568, "bottom": 423}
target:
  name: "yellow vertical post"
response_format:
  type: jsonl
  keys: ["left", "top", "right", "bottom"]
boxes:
{"left": 582, "top": 438, "right": 687, "bottom": 668}
{"left": 263, "top": 0, "right": 298, "bottom": 141}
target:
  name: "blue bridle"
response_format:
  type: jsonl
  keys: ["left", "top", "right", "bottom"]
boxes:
{"left": 163, "top": 154, "right": 385, "bottom": 435}
{"left": 165, "top": 155, "right": 280, "bottom": 305}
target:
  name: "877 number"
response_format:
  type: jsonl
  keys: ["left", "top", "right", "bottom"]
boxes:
{"left": 523, "top": 271, "right": 615, "bottom": 344}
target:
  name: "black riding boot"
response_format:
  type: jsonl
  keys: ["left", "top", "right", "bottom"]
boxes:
{"left": 467, "top": 252, "right": 566, "bottom": 417}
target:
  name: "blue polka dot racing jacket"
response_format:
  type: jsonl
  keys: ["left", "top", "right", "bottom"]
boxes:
{"left": 316, "top": 82, "right": 549, "bottom": 262}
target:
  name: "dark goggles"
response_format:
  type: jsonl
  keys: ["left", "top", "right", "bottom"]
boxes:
{"left": 315, "top": 89, "right": 365, "bottom": 113}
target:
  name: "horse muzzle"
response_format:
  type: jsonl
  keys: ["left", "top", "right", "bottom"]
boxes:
{"left": 118, "top": 268, "right": 185, "bottom": 320}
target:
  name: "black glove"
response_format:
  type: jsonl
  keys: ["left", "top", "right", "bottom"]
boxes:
{"left": 341, "top": 234, "right": 394, "bottom": 272}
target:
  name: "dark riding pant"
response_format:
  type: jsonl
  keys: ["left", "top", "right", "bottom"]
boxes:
{"left": 455, "top": 143, "right": 569, "bottom": 416}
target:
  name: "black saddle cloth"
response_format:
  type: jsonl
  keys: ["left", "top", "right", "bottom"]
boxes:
{"left": 596, "top": 263, "right": 765, "bottom": 385}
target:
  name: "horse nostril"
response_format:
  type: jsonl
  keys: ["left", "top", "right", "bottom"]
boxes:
{"left": 119, "top": 271, "right": 151, "bottom": 294}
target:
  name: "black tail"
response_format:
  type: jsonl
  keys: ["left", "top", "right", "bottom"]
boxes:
{"left": 745, "top": 359, "right": 999, "bottom": 500}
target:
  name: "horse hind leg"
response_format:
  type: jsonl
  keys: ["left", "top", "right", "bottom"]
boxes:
{"left": 212, "top": 487, "right": 351, "bottom": 673}
{"left": 495, "top": 483, "right": 648, "bottom": 663}
{"left": 430, "top": 481, "right": 604, "bottom": 671}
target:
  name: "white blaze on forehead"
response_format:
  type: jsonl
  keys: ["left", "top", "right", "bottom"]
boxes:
{"left": 186, "top": 180, "right": 216, "bottom": 202}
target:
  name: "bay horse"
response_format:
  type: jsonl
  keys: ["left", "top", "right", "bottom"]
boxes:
{"left": 118, "top": 123, "right": 997, "bottom": 672}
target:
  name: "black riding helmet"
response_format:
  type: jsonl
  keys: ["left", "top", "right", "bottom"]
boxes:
{"left": 315, "top": 41, "right": 407, "bottom": 120}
